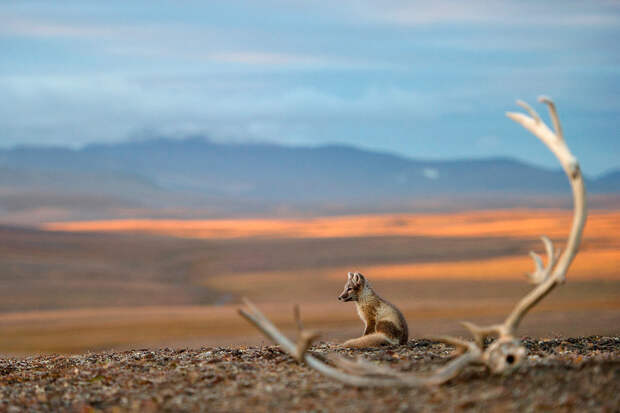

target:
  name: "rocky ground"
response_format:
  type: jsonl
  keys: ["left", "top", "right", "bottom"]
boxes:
{"left": 1, "top": 336, "right": 619, "bottom": 413}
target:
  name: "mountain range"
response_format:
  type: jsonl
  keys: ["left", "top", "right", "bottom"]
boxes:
{"left": 0, "top": 137, "right": 618, "bottom": 223}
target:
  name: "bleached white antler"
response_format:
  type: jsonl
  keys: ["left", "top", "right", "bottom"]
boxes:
{"left": 503, "top": 96, "right": 587, "bottom": 334}
{"left": 527, "top": 235, "right": 560, "bottom": 284}
{"left": 239, "top": 96, "right": 587, "bottom": 386}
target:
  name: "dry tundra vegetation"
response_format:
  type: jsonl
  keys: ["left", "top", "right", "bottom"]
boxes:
{"left": 1, "top": 102, "right": 620, "bottom": 411}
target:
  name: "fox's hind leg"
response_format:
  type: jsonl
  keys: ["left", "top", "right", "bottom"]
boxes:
{"left": 341, "top": 333, "right": 397, "bottom": 348}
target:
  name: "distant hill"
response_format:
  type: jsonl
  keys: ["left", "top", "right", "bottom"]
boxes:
{"left": 0, "top": 137, "right": 618, "bottom": 223}
{"left": 590, "top": 169, "right": 620, "bottom": 193}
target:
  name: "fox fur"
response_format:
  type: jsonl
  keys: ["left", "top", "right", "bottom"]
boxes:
{"left": 338, "top": 272, "right": 408, "bottom": 348}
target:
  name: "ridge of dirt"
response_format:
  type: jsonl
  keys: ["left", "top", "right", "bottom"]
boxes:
{"left": 1, "top": 336, "right": 619, "bottom": 412}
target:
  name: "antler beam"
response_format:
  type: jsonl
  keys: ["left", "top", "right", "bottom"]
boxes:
{"left": 239, "top": 96, "right": 587, "bottom": 386}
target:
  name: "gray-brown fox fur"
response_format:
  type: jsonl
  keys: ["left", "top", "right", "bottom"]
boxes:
{"left": 338, "top": 272, "right": 408, "bottom": 348}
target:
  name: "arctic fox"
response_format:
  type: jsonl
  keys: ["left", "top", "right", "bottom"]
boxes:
{"left": 338, "top": 272, "right": 408, "bottom": 348}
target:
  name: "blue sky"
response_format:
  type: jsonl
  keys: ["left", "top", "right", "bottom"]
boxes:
{"left": 1, "top": 0, "right": 619, "bottom": 175}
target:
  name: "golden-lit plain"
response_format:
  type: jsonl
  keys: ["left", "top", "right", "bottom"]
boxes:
{"left": 43, "top": 209, "right": 620, "bottom": 241}
{"left": 0, "top": 209, "right": 617, "bottom": 354}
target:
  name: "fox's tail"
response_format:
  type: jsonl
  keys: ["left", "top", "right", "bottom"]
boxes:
{"left": 341, "top": 333, "right": 398, "bottom": 348}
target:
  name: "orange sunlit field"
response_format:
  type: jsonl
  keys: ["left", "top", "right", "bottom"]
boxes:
{"left": 44, "top": 209, "right": 620, "bottom": 282}
{"left": 1, "top": 209, "right": 618, "bottom": 354}
{"left": 43, "top": 209, "right": 620, "bottom": 241}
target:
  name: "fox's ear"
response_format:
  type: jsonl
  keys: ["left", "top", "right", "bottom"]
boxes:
{"left": 347, "top": 272, "right": 353, "bottom": 280}
{"left": 352, "top": 272, "right": 364, "bottom": 285}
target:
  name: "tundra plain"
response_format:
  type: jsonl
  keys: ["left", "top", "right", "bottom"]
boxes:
{"left": 1, "top": 209, "right": 619, "bottom": 355}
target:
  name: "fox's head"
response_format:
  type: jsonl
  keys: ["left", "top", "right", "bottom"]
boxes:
{"left": 338, "top": 272, "right": 366, "bottom": 302}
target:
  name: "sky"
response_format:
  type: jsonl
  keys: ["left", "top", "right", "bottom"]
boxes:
{"left": 0, "top": 0, "right": 619, "bottom": 175}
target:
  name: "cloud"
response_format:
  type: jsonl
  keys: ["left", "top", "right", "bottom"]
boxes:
{"left": 0, "top": 17, "right": 157, "bottom": 39}
{"left": 476, "top": 136, "right": 501, "bottom": 151}
{"left": 422, "top": 168, "right": 439, "bottom": 180}
{"left": 210, "top": 52, "right": 324, "bottom": 66}
{"left": 0, "top": 74, "right": 470, "bottom": 147}
{"left": 345, "top": 0, "right": 620, "bottom": 27}
{"left": 0, "top": 15, "right": 398, "bottom": 71}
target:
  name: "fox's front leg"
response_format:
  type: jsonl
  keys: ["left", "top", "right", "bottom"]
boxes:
{"left": 363, "top": 319, "right": 375, "bottom": 336}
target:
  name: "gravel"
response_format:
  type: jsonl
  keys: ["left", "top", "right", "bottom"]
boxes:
{"left": 1, "top": 336, "right": 618, "bottom": 412}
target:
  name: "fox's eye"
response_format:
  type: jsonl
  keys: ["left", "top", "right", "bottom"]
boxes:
{"left": 347, "top": 288, "right": 352, "bottom": 292}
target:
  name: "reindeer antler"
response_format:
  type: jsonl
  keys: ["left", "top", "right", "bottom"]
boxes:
{"left": 239, "top": 96, "right": 587, "bottom": 386}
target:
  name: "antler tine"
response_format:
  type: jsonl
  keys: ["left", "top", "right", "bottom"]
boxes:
{"left": 238, "top": 298, "right": 297, "bottom": 356}
{"left": 428, "top": 335, "right": 477, "bottom": 356}
{"left": 430, "top": 336, "right": 474, "bottom": 351}
{"left": 508, "top": 97, "right": 578, "bottom": 178}
{"left": 461, "top": 321, "right": 503, "bottom": 347}
{"left": 295, "top": 330, "right": 321, "bottom": 362}
{"left": 527, "top": 236, "right": 558, "bottom": 284}
{"left": 539, "top": 96, "right": 564, "bottom": 141}
{"left": 293, "top": 304, "right": 304, "bottom": 332}
{"left": 516, "top": 99, "right": 542, "bottom": 124}
{"left": 527, "top": 251, "right": 545, "bottom": 283}
{"left": 540, "top": 235, "right": 554, "bottom": 263}
{"left": 292, "top": 305, "right": 321, "bottom": 361}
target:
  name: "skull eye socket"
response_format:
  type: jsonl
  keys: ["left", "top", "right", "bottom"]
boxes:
{"left": 506, "top": 354, "right": 515, "bottom": 365}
